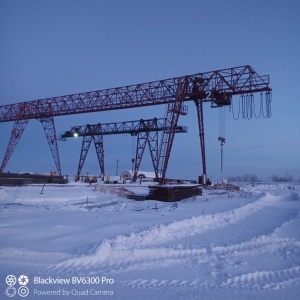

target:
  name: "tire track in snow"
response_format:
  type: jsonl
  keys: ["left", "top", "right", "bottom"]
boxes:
{"left": 109, "top": 236, "right": 300, "bottom": 291}
{"left": 221, "top": 266, "right": 300, "bottom": 290}
{"left": 117, "top": 266, "right": 300, "bottom": 293}
{"left": 53, "top": 199, "right": 300, "bottom": 273}
{"left": 48, "top": 191, "right": 300, "bottom": 292}
{"left": 52, "top": 201, "right": 261, "bottom": 272}
{"left": 53, "top": 198, "right": 300, "bottom": 274}
{"left": 119, "top": 278, "right": 204, "bottom": 289}
{"left": 212, "top": 235, "right": 300, "bottom": 257}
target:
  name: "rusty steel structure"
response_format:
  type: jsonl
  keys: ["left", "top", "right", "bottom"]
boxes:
{"left": 60, "top": 118, "right": 187, "bottom": 181}
{"left": 0, "top": 65, "right": 271, "bottom": 182}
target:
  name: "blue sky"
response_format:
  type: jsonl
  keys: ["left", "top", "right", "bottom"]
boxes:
{"left": 0, "top": 0, "right": 299, "bottom": 181}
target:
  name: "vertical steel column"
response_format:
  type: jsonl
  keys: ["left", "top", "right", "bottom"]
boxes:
{"left": 0, "top": 119, "right": 29, "bottom": 172}
{"left": 77, "top": 135, "right": 93, "bottom": 180}
{"left": 156, "top": 78, "right": 188, "bottom": 182}
{"left": 148, "top": 131, "right": 159, "bottom": 178}
{"left": 93, "top": 134, "right": 105, "bottom": 178}
{"left": 194, "top": 99, "right": 207, "bottom": 183}
{"left": 39, "top": 116, "right": 62, "bottom": 175}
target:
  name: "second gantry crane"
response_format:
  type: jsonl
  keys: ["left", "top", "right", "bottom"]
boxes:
{"left": 60, "top": 117, "right": 187, "bottom": 181}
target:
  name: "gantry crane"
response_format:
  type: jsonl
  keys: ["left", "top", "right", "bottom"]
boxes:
{"left": 0, "top": 65, "right": 271, "bottom": 183}
{"left": 60, "top": 118, "right": 187, "bottom": 181}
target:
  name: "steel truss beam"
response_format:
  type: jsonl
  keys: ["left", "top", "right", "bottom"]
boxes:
{"left": 61, "top": 118, "right": 187, "bottom": 138}
{"left": 0, "top": 65, "right": 271, "bottom": 122}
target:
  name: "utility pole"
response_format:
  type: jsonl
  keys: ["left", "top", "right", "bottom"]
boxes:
{"left": 116, "top": 159, "right": 119, "bottom": 176}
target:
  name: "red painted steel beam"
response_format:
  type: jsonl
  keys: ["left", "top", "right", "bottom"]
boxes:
{"left": 0, "top": 65, "right": 271, "bottom": 123}
{"left": 194, "top": 99, "right": 206, "bottom": 183}
{"left": 0, "top": 119, "right": 29, "bottom": 172}
{"left": 38, "top": 116, "right": 62, "bottom": 175}
{"left": 156, "top": 78, "right": 188, "bottom": 181}
{"left": 93, "top": 135, "right": 105, "bottom": 179}
{"left": 61, "top": 118, "right": 187, "bottom": 138}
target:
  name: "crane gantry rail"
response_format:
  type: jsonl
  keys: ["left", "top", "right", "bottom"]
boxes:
{"left": 0, "top": 65, "right": 271, "bottom": 182}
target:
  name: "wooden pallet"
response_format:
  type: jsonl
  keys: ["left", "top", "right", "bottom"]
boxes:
{"left": 147, "top": 185, "right": 202, "bottom": 202}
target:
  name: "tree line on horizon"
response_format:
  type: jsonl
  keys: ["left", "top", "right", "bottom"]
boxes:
{"left": 227, "top": 174, "right": 300, "bottom": 183}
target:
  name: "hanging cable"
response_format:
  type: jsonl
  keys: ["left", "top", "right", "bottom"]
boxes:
{"left": 219, "top": 106, "right": 226, "bottom": 138}
{"left": 232, "top": 92, "right": 271, "bottom": 121}
{"left": 260, "top": 91, "right": 272, "bottom": 118}
{"left": 218, "top": 106, "right": 226, "bottom": 172}
{"left": 241, "top": 94, "right": 246, "bottom": 119}
{"left": 266, "top": 91, "right": 272, "bottom": 117}
{"left": 231, "top": 95, "right": 241, "bottom": 120}
{"left": 218, "top": 137, "right": 226, "bottom": 172}
{"left": 254, "top": 92, "right": 263, "bottom": 119}
{"left": 242, "top": 93, "right": 254, "bottom": 120}
{"left": 246, "top": 94, "right": 251, "bottom": 120}
{"left": 131, "top": 135, "right": 136, "bottom": 174}
{"left": 248, "top": 94, "right": 254, "bottom": 120}
{"left": 262, "top": 92, "right": 267, "bottom": 118}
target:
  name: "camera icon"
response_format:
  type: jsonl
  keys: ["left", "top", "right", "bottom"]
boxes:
{"left": 6, "top": 275, "right": 17, "bottom": 286}
{"left": 18, "top": 286, "right": 30, "bottom": 297}
{"left": 5, "top": 286, "right": 17, "bottom": 297}
{"left": 5, "top": 274, "right": 30, "bottom": 297}
{"left": 18, "top": 275, "right": 29, "bottom": 286}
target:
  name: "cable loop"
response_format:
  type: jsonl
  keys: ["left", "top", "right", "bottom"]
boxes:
{"left": 231, "top": 95, "right": 241, "bottom": 120}
{"left": 231, "top": 91, "right": 272, "bottom": 120}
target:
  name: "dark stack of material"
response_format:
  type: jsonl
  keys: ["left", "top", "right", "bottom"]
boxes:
{"left": 147, "top": 185, "right": 202, "bottom": 202}
{"left": 0, "top": 172, "right": 68, "bottom": 185}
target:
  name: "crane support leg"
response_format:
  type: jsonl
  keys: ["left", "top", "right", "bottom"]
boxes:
{"left": 148, "top": 131, "right": 159, "bottom": 178}
{"left": 194, "top": 99, "right": 207, "bottom": 184}
{"left": 77, "top": 135, "right": 93, "bottom": 180}
{"left": 132, "top": 119, "right": 161, "bottom": 182}
{"left": 156, "top": 103, "right": 178, "bottom": 181}
{"left": 93, "top": 135, "right": 105, "bottom": 179}
{"left": 38, "top": 116, "right": 62, "bottom": 175}
{"left": 156, "top": 79, "right": 188, "bottom": 182}
{"left": 132, "top": 130, "right": 150, "bottom": 182}
{"left": 0, "top": 119, "right": 29, "bottom": 172}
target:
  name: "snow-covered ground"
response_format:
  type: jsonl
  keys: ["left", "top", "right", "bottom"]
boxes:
{"left": 1, "top": 181, "right": 300, "bottom": 299}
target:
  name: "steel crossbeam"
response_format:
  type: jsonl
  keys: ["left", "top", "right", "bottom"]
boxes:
{"left": 0, "top": 66, "right": 270, "bottom": 122}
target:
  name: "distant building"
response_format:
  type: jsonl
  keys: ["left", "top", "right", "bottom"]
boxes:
{"left": 120, "top": 170, "right": 156, "bottom": 181}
